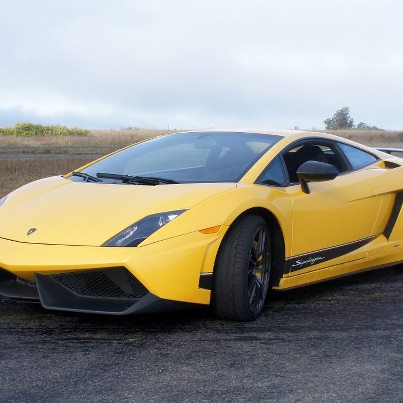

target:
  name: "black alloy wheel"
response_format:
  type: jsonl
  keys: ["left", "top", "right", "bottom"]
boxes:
{"left": 213, "top": 215, "right": 272, "bottom": 321}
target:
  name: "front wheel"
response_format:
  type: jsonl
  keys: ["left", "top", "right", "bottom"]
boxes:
{"left": 212, "top": 215, "right": 272, "bottom": 321}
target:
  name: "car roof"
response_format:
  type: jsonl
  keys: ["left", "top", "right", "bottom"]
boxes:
{"left": 174, "top": 129, "right": 396, "bottom": 159}
{"left": 180, "top": 129, "right": 306, "bottom": 137}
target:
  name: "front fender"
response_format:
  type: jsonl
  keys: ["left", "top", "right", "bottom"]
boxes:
{"left": 142, "top": 184, "right": 293, "bottom": 258}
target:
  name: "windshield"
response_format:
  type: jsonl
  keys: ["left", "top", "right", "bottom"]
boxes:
{"left": 81, "top": 132, "right": 282, "bottom": 183}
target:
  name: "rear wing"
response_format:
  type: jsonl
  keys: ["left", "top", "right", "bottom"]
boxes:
{"left": 376, "top": 147, "right": 403, "bottom": 155}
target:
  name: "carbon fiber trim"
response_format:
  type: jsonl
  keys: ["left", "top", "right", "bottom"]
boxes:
{"left": 0, "top": 268, "right": 39, "bottom": 300}
{"left": 199, "top": 273, "right": 213, "bottom": 290}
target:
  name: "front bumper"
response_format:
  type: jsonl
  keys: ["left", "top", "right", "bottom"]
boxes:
{"left": 0, "top": 266, "right": 194, "bottom": 315}
{"left": 0, "top": 231, "right": 224, "bottom": 314}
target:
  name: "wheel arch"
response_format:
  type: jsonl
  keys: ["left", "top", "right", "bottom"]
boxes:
{"left": 217, "top": 207, "right": 286, "bottom": 287}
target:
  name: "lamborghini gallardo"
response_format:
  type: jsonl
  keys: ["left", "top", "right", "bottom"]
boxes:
{"left": 0, "top": 130, "right": 402, "bottom": 320}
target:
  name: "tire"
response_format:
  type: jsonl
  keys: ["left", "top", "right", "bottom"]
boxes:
{"left": 212, "top": 215, "right": 272, "bottom": 321}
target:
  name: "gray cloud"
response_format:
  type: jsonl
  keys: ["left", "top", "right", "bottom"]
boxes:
{"left": 0, "top": 0, "right": 402, "bottom": 129}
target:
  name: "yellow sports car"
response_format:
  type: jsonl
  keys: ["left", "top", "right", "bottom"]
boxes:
{"left": 0, "top": 130, "right": 402, "bottom": 320}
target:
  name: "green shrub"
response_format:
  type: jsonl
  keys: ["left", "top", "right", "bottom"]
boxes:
{"left": 0, "top": 122, "right": 89, "bottom": 136}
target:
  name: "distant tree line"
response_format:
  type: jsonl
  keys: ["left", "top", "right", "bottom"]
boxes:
{"left": 324, "top": 107, "right": 380, "bottom": 130}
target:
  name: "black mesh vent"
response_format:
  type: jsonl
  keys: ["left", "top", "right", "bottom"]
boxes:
{"left": 16, "top": 277, "right": 36, "bottom": 287}
{"left": 50, "top": 268, "right": 148, "bottom": 300}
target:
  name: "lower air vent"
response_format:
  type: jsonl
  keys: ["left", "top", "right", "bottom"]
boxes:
{"left": 0, "top": 268, "right": 39, "bottom": 300}
{"left": 16, "top": 277, "right": 36, "bottom": 287}
{"left": 50, "top": 267, "right": 148, "bottom": 300}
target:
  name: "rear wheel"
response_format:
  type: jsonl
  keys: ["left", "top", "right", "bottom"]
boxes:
{"left": 212, "top": 215, "right": 271, "bottom": 321}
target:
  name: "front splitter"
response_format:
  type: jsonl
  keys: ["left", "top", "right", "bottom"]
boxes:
{"left": 0, "top": 267, "right": 199, "bottom": 315}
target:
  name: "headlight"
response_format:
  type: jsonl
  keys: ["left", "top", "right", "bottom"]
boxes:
{"left": 0, "top": 196, "right": 7, "bottom": 207}
{"left": 103, "top": 210, "right": 186, "bottom": 247}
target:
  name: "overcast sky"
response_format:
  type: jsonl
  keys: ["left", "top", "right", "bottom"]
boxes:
{"left": 0, "top": 0, "right": 402, "bottom": 130}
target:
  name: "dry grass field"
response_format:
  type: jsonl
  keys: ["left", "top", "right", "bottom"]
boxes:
{"left": 0, "top": 129, "right": 165, "bottom": 196}
{"left": 325, "top": 129, "right": 403, "bottom": 147}
{"left": 0, "top": 157, "right": 91, "bottom": 197}
{"left": 0, "top": 128, "right": 402, "bottom": 198}
{"left": 0, "top": 129, "right": 165, "bottom": 155}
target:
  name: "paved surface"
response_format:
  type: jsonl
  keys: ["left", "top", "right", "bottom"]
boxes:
{"left": 0, "top": 265, "right": 402, "bottom": 402}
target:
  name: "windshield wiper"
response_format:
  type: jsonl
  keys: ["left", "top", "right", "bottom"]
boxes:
{"left": 96, "top": 173, "right": 178, "bottom": 185}
{"left": 71, "top": 171, "right": 102, "bottom": 183}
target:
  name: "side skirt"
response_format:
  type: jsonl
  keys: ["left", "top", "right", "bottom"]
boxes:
{"left": 273, "top": 260, "right": 403, "bottom": 291}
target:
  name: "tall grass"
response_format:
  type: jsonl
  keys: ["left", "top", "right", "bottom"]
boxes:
{"left": 0, "top": 122, "right": 89, "bottom": 136}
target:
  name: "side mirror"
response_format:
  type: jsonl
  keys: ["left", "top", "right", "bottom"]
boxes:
{"left": 297, "top": 161, "right": 339, "bottom": 194}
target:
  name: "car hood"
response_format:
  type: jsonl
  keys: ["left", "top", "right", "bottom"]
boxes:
{"left": 0, "top": 176, "right": 235, "bottom": 246}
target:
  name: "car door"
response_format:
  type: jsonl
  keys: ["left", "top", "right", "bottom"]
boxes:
{"left": 281, "top": 139, "right": 384, "bottom": 273}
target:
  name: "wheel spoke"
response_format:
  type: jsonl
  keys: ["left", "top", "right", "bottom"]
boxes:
{"left": 248, "top": 275, "right": 262, "bottom": 306}
{"left": 249, "top": 253, "right": 257, "bottom": 267}
{"left": 247, "top": 225, "right": 271, "bottom": 313}
{"left": 248, "top": 280, "right": 258, "bottom": 306}
{"left": 251, "top": 240, "right": 259, "bottom": 259}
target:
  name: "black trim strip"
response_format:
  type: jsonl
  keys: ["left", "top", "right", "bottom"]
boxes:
{"left": 286, "top": 235, "right": 377, "bottom": 273}
{"left": 199, "top": 273, "right": 213, "bottom": 290}
{"left": 0, "top": 268, "right": 39, "bottom": 300}
{"left": 384, "top": 192, "right": 403, "bottom": 239}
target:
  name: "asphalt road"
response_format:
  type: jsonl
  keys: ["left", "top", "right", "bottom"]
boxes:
{"left": 0, "top": 265, "right": 402, "bottom": 403}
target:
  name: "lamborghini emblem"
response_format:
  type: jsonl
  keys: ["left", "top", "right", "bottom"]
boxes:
{"left": 27, "top": 228, "right": 37, "bottom": 236}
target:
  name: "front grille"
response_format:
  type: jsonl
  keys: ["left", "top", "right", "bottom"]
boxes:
{"left": 50, "top": 268, "right": 148, "bottom": 300}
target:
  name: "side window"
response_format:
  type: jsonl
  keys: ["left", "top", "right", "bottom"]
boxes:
{"left": 283, "top": 142, "right": 346, "bottom": 183}
{"left": 338, "top": 143, "right": 378, "bottom": 170}
{"left": 256, "top": 157, "right": 287, "bottom": 186}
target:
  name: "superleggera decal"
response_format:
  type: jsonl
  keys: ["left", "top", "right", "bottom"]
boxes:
{"left": 286, "top": 235, "right": 377, "bottom": 273}
{"left": 291, "top": 256, "right": 326, "bottom": 269}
